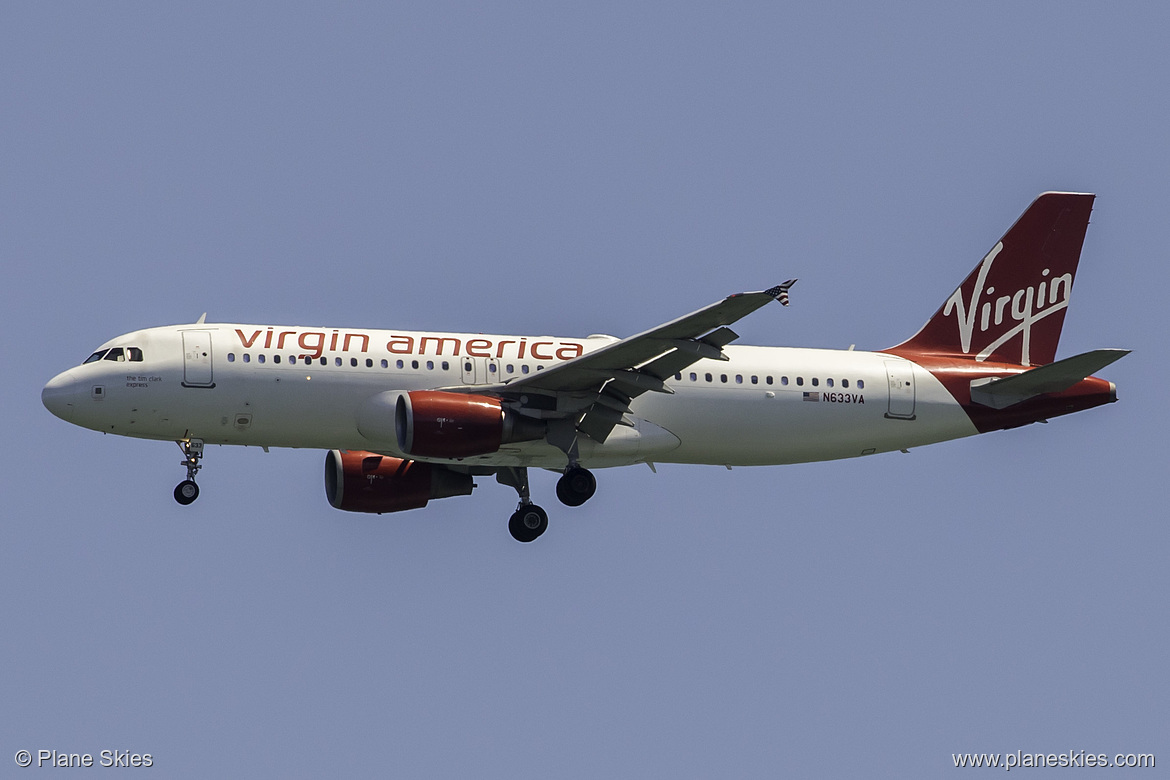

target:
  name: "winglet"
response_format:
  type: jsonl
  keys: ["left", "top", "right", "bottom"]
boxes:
{"left": 764, "top": 279, "right": 798, "bottom": 306}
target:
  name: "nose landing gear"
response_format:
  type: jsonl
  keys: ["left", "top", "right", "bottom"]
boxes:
{"left": 174, "top": 438, "right": 204, "bottom": 505}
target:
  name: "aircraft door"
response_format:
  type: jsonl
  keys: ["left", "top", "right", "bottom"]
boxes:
{"left": 182, "top": 331, "right": 215, "bottom": 388}
{"left": 884, "top": 360, "right": 915, "bottom": 419}
{"left": 461, "top": 358, "right": 500, "bottom": 385}
{"left": 461, "top": 357, "right": 480, "bottom": 384}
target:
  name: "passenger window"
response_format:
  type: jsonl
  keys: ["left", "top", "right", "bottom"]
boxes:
{"left": 735, "top": 375, "right": 743, "bottom": 384}
{"left": 520, "top": 364, "right": 528, "bottom": 374}
{"left": 289, "top": 356, "right": 297, "bottom": 365}
{"left": 83, "top": 350, "right": 108, "bottom": 364}
{"left": 689, "top": 372, "right": 697, "bottom": 381}
{"left": 258, "top": 354, "right": 266, "bottom": 364}
{"left": 751, "top": 376, "right": 758, "bottom": 384}
{"left": 128, "top": 347, "right": 144, "bottom": 362}
{"left": 273, "top": 355, "right": 280, "bottom": 364}
{"left": 335, "top": 358, "right": 342, "bottom": 366}
{"left": 505, "top": 364, "right": 513, "bottom": 373}
{"left": 412, "top": 360, "right": 419, "bottom": 370}
{"left": 842, "top": 379, "right": 849, "bottom": 388}
{"left": 826, "top": 378, "right": 834, "bottom": 387}
{"left": 397, "top": 360, "right": 405, "bottom": 369}
{"left": 227, "top": 353, "right": 236, "bottom": 363}
{"left": 720, "top": 374, "right": 727, "bottom": 383}
{"left": 442, "top": 361, "right": 450, "bottom": 371}
{"left": 796, "top": 377, "right": 804, "bottom": 386}
{"left": 811, "top": 377, "right": 819, "bottom": 387}
{"left": 488, "top": 363, "right": 496, "bottom": 373}
{"left": 857, "top": 379, "right": 865, "bottom": 389}
{"left": 778, "top": 376, "right": 785, "bottom": 386}
{"left": 366, "top": 359, "right": 374, "bottom": 368}
{"left": 350, "top": 358, "right": 358, "bottom": 367}
{"left": 243, "top": 354, "right": 251, "bottom": 363}
{"left": 382, "top": 359, "right": 389, "bottom": 368}
{"left": 103, "top": 348, "right": 126, "bottom": 362}
{"left": 674, "top": 373, "right": 682, "bottom": 380}
{"left": 705, "top": 373, "right": 712, "bottom": 382}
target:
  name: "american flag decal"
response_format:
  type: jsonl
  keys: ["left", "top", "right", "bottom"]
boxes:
{"left": 803, "top": 391, "right": 820, "bottom": 402}
{"left": 764, "top": 279, "right": 798, "bottom": 306}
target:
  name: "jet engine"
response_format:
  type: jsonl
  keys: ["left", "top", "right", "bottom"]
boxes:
{"left": 324, "top": 449, "right": 474, "bottom": 513}
{"left": 393, "top": 390, "right": 544, "bottom": 458}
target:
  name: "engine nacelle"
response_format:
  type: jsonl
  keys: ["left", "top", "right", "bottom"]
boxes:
{"left": 394, "top": 390, "right": 544, "bottom": 458}
{"left": 324, "top": 449, "right": 474, "bottom": 514}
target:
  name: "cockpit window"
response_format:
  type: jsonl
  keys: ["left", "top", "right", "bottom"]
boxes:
{"left": 103, "top": 347, "right": 126, "bottom": 362}
{"left": 83, "top": 350, "right": 108, "bottom": 364}
{"left": 127, "top": 347, "right": 143, "bottom": 362}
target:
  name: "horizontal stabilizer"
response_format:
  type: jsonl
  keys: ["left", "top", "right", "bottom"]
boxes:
{"left": 970, "top": 349, "right": 1129, "bottom": 409}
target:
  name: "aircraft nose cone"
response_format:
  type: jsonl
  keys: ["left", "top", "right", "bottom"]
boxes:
{"left": 42, "top": 370, "right": 81, "bottom": 421}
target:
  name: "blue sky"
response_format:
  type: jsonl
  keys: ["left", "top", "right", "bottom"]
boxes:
{"left": 2, "top": 3, "right": 1166, "bottom": 777}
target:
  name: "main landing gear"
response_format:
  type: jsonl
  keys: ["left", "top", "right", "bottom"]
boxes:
{"left": 497, "top": 463, "right": 597, "bottom": 543}
{"left": 174, "top": 438, "right": 204, "bottom": 505}
{"left": 556, "top": 466, "right": 596, "bottom": 507}
{"left": 509, "top": 504, "right": 549, "bottom": 544}
{"left": 497, "top": 467, "right": 548, "bottom": 543}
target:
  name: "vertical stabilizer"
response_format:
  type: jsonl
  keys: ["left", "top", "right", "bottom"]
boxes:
{"left": 888, "top": 192, "right": 1095, "bottom": 366}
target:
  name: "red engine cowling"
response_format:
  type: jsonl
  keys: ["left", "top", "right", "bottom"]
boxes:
{"left": 394, "top": 390, "right": 543, "bottom": 458}
{"left": 324, "top": 449, "right": 474, "bottom": 514}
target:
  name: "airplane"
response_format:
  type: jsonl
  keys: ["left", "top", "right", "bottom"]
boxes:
{"left": 42, "top": 192, "right": 1127, "bottom": 542}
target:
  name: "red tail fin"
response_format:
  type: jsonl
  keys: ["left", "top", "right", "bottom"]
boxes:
{"left": 888, "top": 192, "right": 1095, "bottom": 366}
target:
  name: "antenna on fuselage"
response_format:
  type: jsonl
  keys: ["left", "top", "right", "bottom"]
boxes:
{"left": 195, "top": 313, "right": 207, "bottom": 325}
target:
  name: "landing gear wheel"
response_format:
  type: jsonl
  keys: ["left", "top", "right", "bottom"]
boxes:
{"left": 556, "top": 466, "right": 596, "bottom": 507}
{"left": 174, "top": 480, "right": 200, "bottom": 505}
{"left": 174, "top": 438, "right": 205, "bottom": 506}
{"left": 508, "top": 504, "right": 548, "bottom": 543}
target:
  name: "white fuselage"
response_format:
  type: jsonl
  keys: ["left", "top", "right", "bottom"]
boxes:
{"left": 43, "top": 323, "right": 978, "bottom": 470}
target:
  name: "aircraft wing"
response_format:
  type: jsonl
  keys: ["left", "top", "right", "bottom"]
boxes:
{"left": 474, "top": 281, "right": 796, "bottom": 442}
